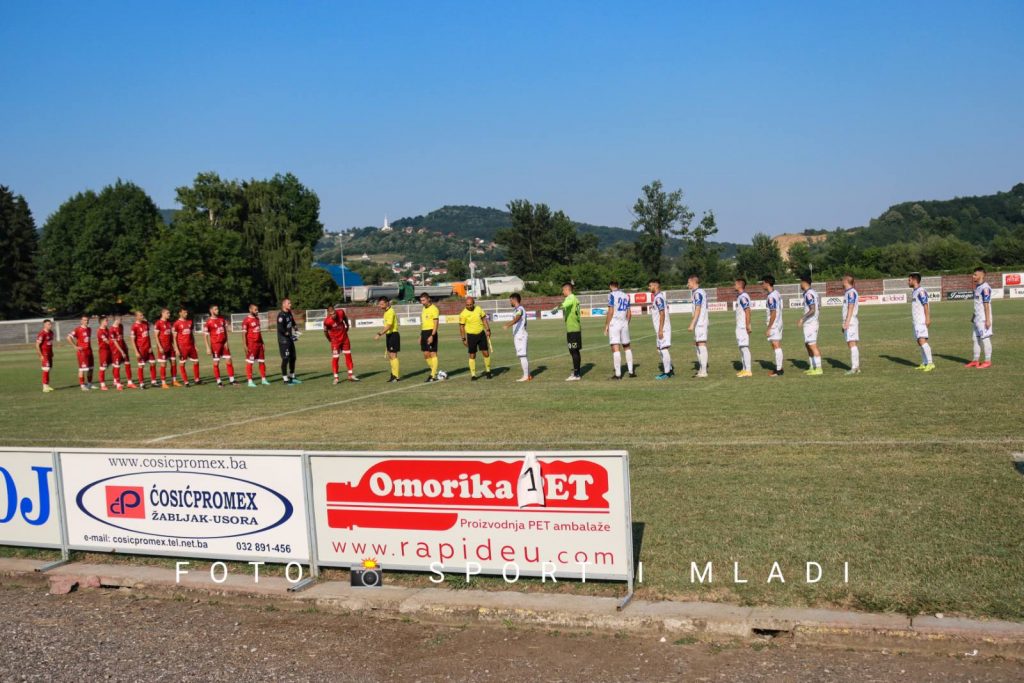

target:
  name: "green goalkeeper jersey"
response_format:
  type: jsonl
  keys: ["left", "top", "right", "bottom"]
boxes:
{"left": 560, "top": 293, "right": 582, "bottom": 333}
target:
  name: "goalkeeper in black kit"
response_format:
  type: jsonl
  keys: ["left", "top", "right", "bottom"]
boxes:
{"left": 277, "top": 298, "right": 301, "bottom": 385}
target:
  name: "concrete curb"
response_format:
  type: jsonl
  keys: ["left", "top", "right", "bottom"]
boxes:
{"left": 2, "top": 558, "right": 1022, "bottom": 658}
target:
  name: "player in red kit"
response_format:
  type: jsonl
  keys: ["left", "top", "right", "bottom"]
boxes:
{"left": 130, "top": 311, "right": 157, "bottom": 388}
{"left": 154, "top": 308, "right": 181, "bottom": 389}
{"left": 173, "top": 308, "right": 201, "bottom": 386}
{"left": 66, "top": 315, "right": 95, "bottom": 391}
{"left": 110, "top": 314, "right": 134, "bottom": 389}
{"left": 95, "top": 315, "right": 121, "bottom": 391}
{"left": 35, "top": 319, "right": 55, "bottom": 393}
{"left": 204, "top": 304, "right": 237, "bottom": 387}
{"left": 323, "top": 304, "right": 359, "bottom": 384}
{"left": 243, "top": 303, "right": 269, "bottom": 387}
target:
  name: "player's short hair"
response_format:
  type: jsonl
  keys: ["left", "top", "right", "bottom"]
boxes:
{"left": 908, "top": 272, "right": 922, "bottom": 284}
{"left": 687, "top": 274, "right": 700, "bottom": 283}
{"left": 735, "top": 277, "right": 747, "bottom": 287}
{"left": 377, "top": 296, "right": 390, "bottom": 304}
{"left": 974, "top": 266, "right": 986, "bottom": 274}
{"left": 326, "top": 303, "right": 335, "bottom": 310}
{"left": 799, "top": 273, "right": 812, "bottom": 285}
{"left": 419, "top": 293, "right": 431, "bottom": 301}
{"left": 179, "top": 307, "right": 188, "bottom": 313}
{"left": 648, "top": 278, "right": 660, "bottom": 286}
{"left": 761, "top": 274, "right": 775, "bottom": 286}
{"left": 509, "top": 293, "right": 521, "bottom": 303}
{"left": 843, "top": 273, "right": 855, "bottom": 284}
{"left": 608, "top": 280, "right": 619, "bottom": 288}
{"left": 43, "top": 319, "right": 52, "bottom": 324}
{"left": 99, "top": 314, "right": 108, "bottom": 321}
{"left": 561, "top": 281, "right": 574, "bottom": 290}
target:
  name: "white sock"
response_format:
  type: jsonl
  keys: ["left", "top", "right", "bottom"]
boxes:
{"left": 774, "top": 348, "right": 783, "bottom": 371}
{"left": 613, "top": 351, "right": 621, "bottom": 377}
{"left": 740, "top": 347, "right": 751, "bottom": 372}
{"left": 519, "top": 356, "right": 530, "bottom": 376}
{"left": 972, "top": 336, "right": 981, "bottom": 361}
{"left": 625, "top": 349, "right": 634, "bottom": 374}
{"left": 921, "top": 343, "right": 932, "bottom": 365}
{"left": 697, "top": 346, "right": 708, "bottom": 373}
{"left": 808, "top": 356, "right": 815, "bottom": 369}
{"left": 982, "top": 338, "right": 991, "bottom": 361}
{"left": 660, "top": 348, "right": 672, "bottom": 374}
{"left": 850, "top": 346, "right": 859, "bottom": 370}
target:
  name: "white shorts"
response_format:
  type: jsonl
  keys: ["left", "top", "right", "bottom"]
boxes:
{"left": 767, "top": 326, "right": 783, "bottom": 342}
{"left": 513, "top": 332, "right": 528, "bottom": 357}
{"left": 913, "top": 323, "right": 929, "bottom": 340}
{"left": 654, "top": 329, "right": 672, "bottom": 349}
{"left": 973, "top": 323, "right": 993, "bottom": 340}
{"left": 608, "top": 320, "right": 631, "bottom": 346}
{"left": 844, "top": 321, "right": 859, "bottom": 343}
{"left": 735, "top": 327, "right": 750, "bottom": 347}
{"left": 693, "top": 323, "right": 708, "bottom": 343}
{"left": 803, "top": 321, "right": 819, "bottom": 344}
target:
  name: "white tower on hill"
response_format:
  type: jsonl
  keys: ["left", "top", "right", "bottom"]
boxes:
{"left": 381, "top": 215, "right": 392, "bottom": 233}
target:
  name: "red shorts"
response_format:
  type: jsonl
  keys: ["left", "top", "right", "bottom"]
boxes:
{"left": 157, "top": 345, "right": 176, "bottom": 362}
{"left": 112, "top": 347, "right": 128, "bottom": 365}
{"left": 41, "top": 353, "right": 53, "bottom": 370}
{"left": 211, "top": 341, "right": 231, "bottom": 360}
{"left": 178, "top": 344, "right": 198, "bottom": 361}
{"left": 135, "top": 347, "right": 154, "bottom": 363}
{"left": 246, "top": 341, "right": 265, "bottom": 361}
{"left": 76, "top": 347, "right": 94, "bottom": 370}
{"left": 99, "top": 346, "right": 112, "bottom": 367}
{"left": 330, "top": 336, "right": 351, "bottom": 353}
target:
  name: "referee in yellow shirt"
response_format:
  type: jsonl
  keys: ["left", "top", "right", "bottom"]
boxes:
{"left": 373, "top": 296, "right": 401, "bottom": 382}
{"left": 419, "top": 293, "right": 442, "bottom": 382}
{"left": 459, "top": 296, "right": 492, "bottom": 380}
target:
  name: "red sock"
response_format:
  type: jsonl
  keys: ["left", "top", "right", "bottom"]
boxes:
{"left": 79, "top": 374, "right": 85, "bottom": 385}
{"left": 213, "top": 363, "right": 221, "bottom": 381}
{"left": 160, "top": 364, "right": 166, "bottom": 382}
{"left": 42, "top": 370, "right": 49, "bottom": 385}
{"left": 171, "top": 359, "right": 178, "bottom": 378}
{"left": 331, "top": 356, "right": 339, "bottom": 375}
{"left": 149, "top": 364, "right": 157, "bottom": 382}
{"left": 138, "top": 366, "right": 144, "bottom": 383}
{"left": 179, "top": 362, "right": 188, "bottom": 383}
{"left": 258, "top": 363, "right": 266, "bottom": 379}
{"left": 246, "top": 363, "right": 253, "bottom": 381}
{"left": 113, "top": 366, "right": 121, "bottom": 384}
{"left": 192, "top": 363, "right": 199, "bottom": 381}
{"left": 226, "top": 360, "right": 235, "bottom": 378}
{"left": 99, "top": 368, "right": 106, "bottom": 384}
{"left": 344, "top": 353, "right": 354, "bottom": 373}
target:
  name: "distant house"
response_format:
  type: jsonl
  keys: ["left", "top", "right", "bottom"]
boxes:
{"left": 404, "top": 227, "right": 414, "bottom": 234}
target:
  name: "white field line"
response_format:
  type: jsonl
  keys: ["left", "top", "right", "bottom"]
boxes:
{"left": 143, "top": 332, "right": 658, "bottom": 444}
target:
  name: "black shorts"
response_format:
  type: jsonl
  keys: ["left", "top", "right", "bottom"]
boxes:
{"left": 566, "top": 331, "right": 582, "bottom": 351}
{"left": 466, "top": 332, "right": 490, "bottom": 354}
{"left": 278, "top": 338, "right": 296, "bottom": 359}
{"left": 385, "top": 332, "right": 401, "bottom": 353}
{"left": 420, "top": 330, "right": 438, "bottom": 352}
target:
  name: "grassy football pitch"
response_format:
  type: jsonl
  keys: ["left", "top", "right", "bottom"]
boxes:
{"left": 2, "top": 301, "right": 1023, "bottom": 619}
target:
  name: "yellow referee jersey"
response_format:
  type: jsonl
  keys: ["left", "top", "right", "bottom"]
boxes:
{"left": 382, "top": 307, "right": 398, "bottom": 333}
{"left": 421, "top": 304, "right": 440, "bottom": 331}
{"left": 459, "top": 306, "right": 488, "bottom": 335}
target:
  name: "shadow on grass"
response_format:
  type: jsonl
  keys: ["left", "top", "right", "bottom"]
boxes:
{"left": 579, "top": 362, "right": 596, "bottom": 377}
{"left": 936, "top": 353, "right": 970, "bottom": 365}
{"left": 790, "top": 359, "right": 810, "bottom": 371}
{"left": 757, "top": 359, "right": 775, "bottom": 371}
{"left": 879, "top": 354, "right": 918, "bottom": 367}
{"left": 531, "top": 365, "right": 548, "bottom": 377}
{"left": 298, "top": 370, "right": 383, "bottom": 382}
{"left": 825, "top": 357, "right": 850, "bottom": 370}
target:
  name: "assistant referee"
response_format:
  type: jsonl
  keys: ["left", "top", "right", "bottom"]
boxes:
{"left": 419, "top": 293, "right": 441, "bottom": 382}
{"left": 374, "top": 296, "right": 401, "bottom": 382}
{"left": 459, "top": 296, "right": 492, "bottom": 380}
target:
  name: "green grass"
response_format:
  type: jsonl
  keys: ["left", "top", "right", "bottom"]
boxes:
{"left": 1, "top": 300, "right": 1023, "bottom": 619}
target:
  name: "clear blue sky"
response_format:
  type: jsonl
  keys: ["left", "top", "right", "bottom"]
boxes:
{"left": 2, "top": 1, "right": 1022, "bottom": 242}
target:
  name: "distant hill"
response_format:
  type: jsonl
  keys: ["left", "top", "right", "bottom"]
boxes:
{"left": 388, "top": 205, "right": 740, "bottom": 256}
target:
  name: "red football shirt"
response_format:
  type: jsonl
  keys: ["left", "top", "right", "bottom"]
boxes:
{"left": 97, "top": 327, "right": 112, "bottom": 350}
{"left": 110, "top": 323, "right": 126, "bottom": 347}
{"left": 243, "top": 315, "right": 263, "bottom": 343}
{"left": 71, "top": 326, "right": 91, "bottom": 349}
{"left": 131, "top": 321, "right": 152, "bottom": 352}
{"left": 173, "top": 319, "right": 194, "bottom": 348}
{"left": 205, "top": 316, "right": 228, "bottom": 344}
{"left": 36, "top": 329, "right": 54, "bottom": 354}
{"left": 154, "top": 319, "right": 174, "bottom": 349}
{"left": 323, "top": 311, "right": 349, "bottom": 342}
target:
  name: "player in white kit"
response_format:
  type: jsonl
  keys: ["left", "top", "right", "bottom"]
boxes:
{"left": 966, "top": 267, "right": 993, "bottom": 369}
{"left": 908, "top": 272, "right": 935, "bottom": 372}
{"left": 604, "top": 280, "right": 635, "bottom": 379}
{"left": 687, "top": 275, "right": 709, "bottom": 377}
{"left": 841, "top": 274, "right": 861, "bottom": 375}
{"left": 502, "top": 293, "right": 532, "bottom": 382}
{"left": 762, "top": 275, "right": 785, "bottom": 377}
{"left": 734, "top": 278, "right": 753, "bottom": 378}
{"left": 648, "top": 279, "right": 673, "bottom": 379}
{"left": 798, "top": 274, "right": 823, "bottom": 375}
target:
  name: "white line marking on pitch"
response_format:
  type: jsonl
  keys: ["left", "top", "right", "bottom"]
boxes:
{"left": 143, "top": 335, "right": 657, "bottom": 444}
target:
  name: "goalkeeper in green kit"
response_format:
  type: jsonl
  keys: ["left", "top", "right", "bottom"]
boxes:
{"left": 551, "top": 281, "right": 583, "bottom": 381}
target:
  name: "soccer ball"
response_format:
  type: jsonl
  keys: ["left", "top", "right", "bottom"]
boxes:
{"left": 437, "top": 370, "right": 448, "bottom": 381}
